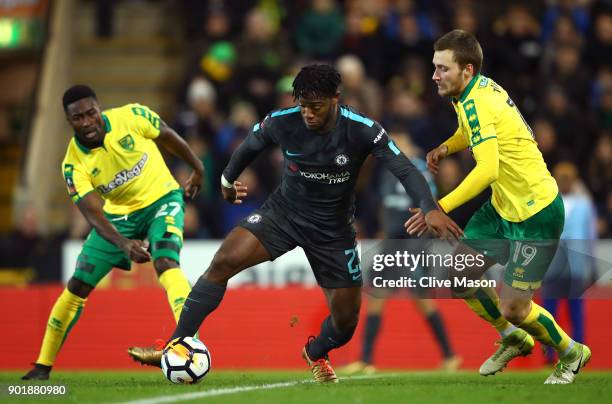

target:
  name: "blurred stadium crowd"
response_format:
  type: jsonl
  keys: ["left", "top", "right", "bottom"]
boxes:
{"left": 1, "top": 0, "right": 611, "bottom": 281}
{"left": 163, "top": 0, "right": 612, "bottom": 240}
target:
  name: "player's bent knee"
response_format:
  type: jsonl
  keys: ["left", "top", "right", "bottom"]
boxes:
{"left": 500, "top": 300, "right": 531, "bottom": 324}
{"left": 208, "top": 251, "right": 233, "bottom": 271}
{"left": 204, "top": 251, "right": 239, "bottom": 283}
{"left": 67, "top": 277, "right": 94, "bottom": 299}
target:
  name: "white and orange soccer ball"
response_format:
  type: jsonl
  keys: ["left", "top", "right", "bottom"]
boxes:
{"left": 161, "top": 337, "right": 211, "bottom": 384}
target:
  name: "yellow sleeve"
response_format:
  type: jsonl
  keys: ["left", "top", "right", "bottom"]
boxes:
{"left": 62, "top": 161, "right": 94, "bottom": 203}
{"left": 439, "top": 96, "right": 498, "bottom": 213}
{"left": 438, "top": 136, "right": 499, "bottom": 213}
{"left": 128, "top": 104, "right": 162, "bottom": 139}
{"left": 442, "top": 128, "right": 469, "bottom": 155}
{"left": 463, "top": 97, "right": 497, "bottom": 149}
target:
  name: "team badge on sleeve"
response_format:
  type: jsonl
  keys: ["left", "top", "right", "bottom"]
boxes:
{"left": 63, "top": 164, "right": 77, "bottom": 195}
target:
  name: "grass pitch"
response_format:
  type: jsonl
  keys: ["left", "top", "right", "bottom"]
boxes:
{"left": 1, "top": 370, "right": 611, "bottom": 403}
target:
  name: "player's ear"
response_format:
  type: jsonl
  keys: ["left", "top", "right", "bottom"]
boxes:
{"left": 465, "top": 63, "right": 474, "bottom": 78}
{"left": 331, "top": 91, "right": 340, "bottom": 105}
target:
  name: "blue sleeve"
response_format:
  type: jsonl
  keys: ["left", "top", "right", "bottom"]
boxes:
{"left": 366, "top": 123, "right": 438, "bottom": 213}
{"left": 222, "top": 115, "right": 276, "bottom": 182}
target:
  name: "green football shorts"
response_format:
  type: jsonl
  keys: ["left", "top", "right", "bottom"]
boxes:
{"left": 74, "top": 189, "right": 185, "bottom": 287}
{"left": 463, "top": 193, "right": 564, "bottom": 290}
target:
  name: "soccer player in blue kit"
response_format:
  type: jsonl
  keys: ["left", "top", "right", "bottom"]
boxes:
{"left": 129, "top": 64, "right": 462, "bottom": 383}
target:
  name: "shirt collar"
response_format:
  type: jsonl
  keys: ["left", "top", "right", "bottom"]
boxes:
{"left": 454, "top": 74, "right": 481, "bottom": 104}
{"left": 102, "top": 113, "right": 111, "bottom": 132}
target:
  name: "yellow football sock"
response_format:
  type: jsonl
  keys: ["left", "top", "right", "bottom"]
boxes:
{"left": 464, "top": 287, "right": 514, "bottom": 335}
{"left": 159, "top": 268, "right": 192, "bottom": 323}
{"left": 519, "top": 302, "right": 574, "bottom": 354}
{"left": 36, "top": 288, "right": 86, "bottom": 366}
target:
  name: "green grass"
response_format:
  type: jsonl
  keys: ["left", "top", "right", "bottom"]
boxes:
{"left": 1, "top": 370, "right": 611, "bottom": 403}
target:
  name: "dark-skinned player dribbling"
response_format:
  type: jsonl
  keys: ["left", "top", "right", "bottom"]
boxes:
{"left": 128, "top": 64, "right": 462, "bottom": 383}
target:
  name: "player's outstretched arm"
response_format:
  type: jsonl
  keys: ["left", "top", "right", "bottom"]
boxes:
{"left": 437, "top": 137, "right": 499, "bottom": 213}
{"left": 76, "top": 192, "right": 151, "bottom": 263}
{"left": 154, "top": 121, "right": 204, "bottom": 199}
{"left": 370, "top": 134, "right": 462, "bottom": 239}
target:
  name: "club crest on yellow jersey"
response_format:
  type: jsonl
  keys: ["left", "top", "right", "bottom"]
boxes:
{"left": 119, "top": 134, "right": 135, "bottom": 151}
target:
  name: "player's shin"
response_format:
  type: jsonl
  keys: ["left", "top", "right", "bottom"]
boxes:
{"left": 170, "top": 276, "right": 225, "bottom": 339}
{"left": 158, "top": 267, "right": 192, "bottom": 323}
{"left": 36, "top": 288, "right": 86, "bottom": 366}
{"left": 425, "top": 311, "right": 455, "bottom": 358}
{"left": 362, "top": 313, "right": 382, "bottom": 364}
{"left": 463, "top": 287, "right": 516, "bottom": 336}
{"left": 519, "top": 302, "right": 575, "bottom": 358}
{"left": 307, "top": 316, "right": 356, "bottom": 360}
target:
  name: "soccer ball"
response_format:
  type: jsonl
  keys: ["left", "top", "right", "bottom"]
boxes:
{"left": 161, "top": 337, "right": 211, "bottom": 384}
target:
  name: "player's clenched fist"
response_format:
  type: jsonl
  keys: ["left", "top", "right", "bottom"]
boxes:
{"left": 426, "top": 144, "right": 448, "bottom": 175}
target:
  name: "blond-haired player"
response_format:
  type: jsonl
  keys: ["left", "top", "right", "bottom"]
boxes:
{"left": 406, "top": 30, "right": 590, "bottom": 384}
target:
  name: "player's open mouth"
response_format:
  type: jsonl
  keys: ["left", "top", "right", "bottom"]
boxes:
{"left": 83, "top": 129, "right": 98, "bottom": 140}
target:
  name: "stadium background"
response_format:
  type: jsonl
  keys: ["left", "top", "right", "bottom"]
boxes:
{"left": 0, "top": 0, "right": 611, "bottom": 371}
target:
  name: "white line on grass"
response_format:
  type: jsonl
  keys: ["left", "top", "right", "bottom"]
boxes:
{"left": 115, "top": 380, "right": 307, "bottom": 404}
{"left": 114, "top": 373, "right": 399, "bottom": 404}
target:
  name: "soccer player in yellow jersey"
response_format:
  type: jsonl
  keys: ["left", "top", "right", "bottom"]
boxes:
{"left": 22, "top": 85, "right": 204, "bottom": 380}
{"left": 406, "top": 30, "right": 591, "bottom": 384}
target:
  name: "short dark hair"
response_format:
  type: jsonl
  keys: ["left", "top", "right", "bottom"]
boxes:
{"left": 434, "top": 29, "right": 483, "bottom": 75}
{"left": 62, "top": 85, "right": 97, "bottom": 111}
{"left": 292, "top": 64, "right": 341, "bottom": 100}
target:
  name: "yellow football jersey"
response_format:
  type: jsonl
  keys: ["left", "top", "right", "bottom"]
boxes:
{"left": 439, "top": 74, "right": 558, "bottom": 222}
{"left": 61, "top": 103, "right": 179, "bottom": 214}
